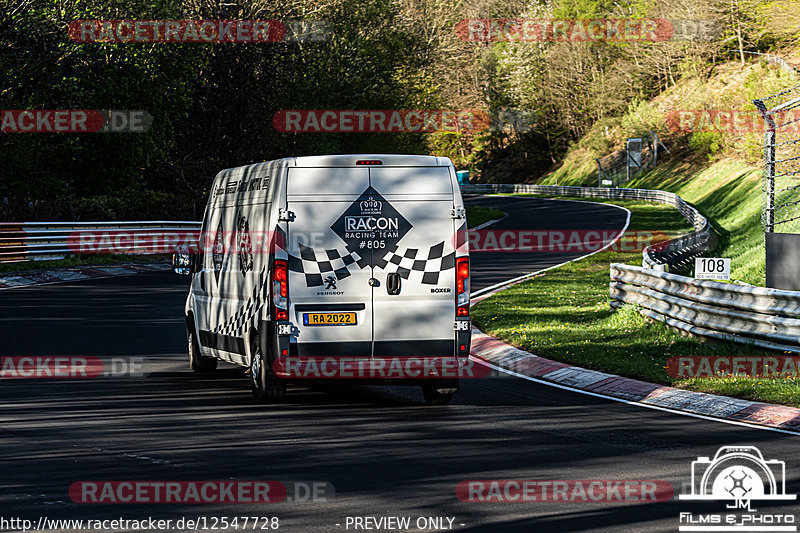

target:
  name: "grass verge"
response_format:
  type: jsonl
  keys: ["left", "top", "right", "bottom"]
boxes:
{"left": 466, "top": 206, "right": 505, "bottom": 229}
{"left": 471, "top": 198, "right": 800, "bottom": 408}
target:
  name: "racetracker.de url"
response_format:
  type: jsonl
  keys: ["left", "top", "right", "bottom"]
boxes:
{"left": 0, "top": 516, "right": 280, "bottom": 531}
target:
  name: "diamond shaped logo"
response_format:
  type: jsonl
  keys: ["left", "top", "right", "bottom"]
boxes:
{"left": 331, "top": 186, "right": 412, "bottom": 264}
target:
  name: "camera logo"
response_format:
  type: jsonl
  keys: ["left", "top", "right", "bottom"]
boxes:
{"left": 678, "top": 446, "right": 796, "bottom": 531}
{"left": 680, "top": 446, "right": 795, "bottom": 509}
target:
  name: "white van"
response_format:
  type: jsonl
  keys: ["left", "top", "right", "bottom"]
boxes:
{"left": 174, "top": 155, "right": 471, "bottom": 405}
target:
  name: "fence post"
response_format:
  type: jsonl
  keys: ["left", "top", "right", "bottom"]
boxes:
{"left": 652, "top": 130, "right": 658, "bottom": 167}
{"left": 596, "top": 158, "right": 603, "bottom": 187}
{"left": 754, "top": 99, "right": 776, "bottom": 233}
{"left": 765, "top": 129, "right": 776, "bottom": 233}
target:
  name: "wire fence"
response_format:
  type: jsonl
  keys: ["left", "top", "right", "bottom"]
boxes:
{"left": 754, "top": 84, "right": 800, "bottom": 234}
{"left": 597, "top": 150, "right": 655, "bottom": 187}
{"left": 730, "top": 50, "right": 797, "bottom": 75}
{"left": 596, "top": 131, "right": 664, "bottom": 187}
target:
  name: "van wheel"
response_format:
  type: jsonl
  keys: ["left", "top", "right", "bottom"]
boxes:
{"left": 421, "top": 380, "right": 458, "bottom": 406}
{"left": 188, "top": 327, "right": 218, "bottom": 372}
{"left": 250, "top": 342, "right": 286, "bottom": 402}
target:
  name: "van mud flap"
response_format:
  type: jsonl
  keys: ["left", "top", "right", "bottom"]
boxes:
{"left": 260, "top": 320, "right": 290, "bottom": 372}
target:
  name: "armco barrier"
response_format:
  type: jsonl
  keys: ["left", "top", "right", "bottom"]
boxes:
{"left": 610, "top": 263, "right": 800, "bottom": 353}
{"left": 461, "top": 183, "right": 717, "bottom": 271}
{"left": 0, "top": 221, "right": 202, "bottom": 263}
{"left": 464, "top": 183, "right": 796, "bottom": 351}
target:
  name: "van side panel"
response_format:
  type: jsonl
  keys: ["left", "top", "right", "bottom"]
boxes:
{"left": 193, "top": 162, "right": 278, "bottom": 365}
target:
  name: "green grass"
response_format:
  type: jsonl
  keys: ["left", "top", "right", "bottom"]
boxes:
{"left": 466, "top": 206, "right": 505, "bottom": 229}
{"left": 627, "top": 157, "right": 764, "bottom": 285}
{"left": 531, "top": 63, "right": 776, "bottom": 285}
{"left": 475, "top": 59, "right": 794, "bottom": 405}
{"left": 677, "top": 376, "right": 800, "bottom": 407}
{"left": 471, "top": 198, "right": 799, "bottom": 407}
{"left": 534, "top": 156, "right": 765, "bottom": 285}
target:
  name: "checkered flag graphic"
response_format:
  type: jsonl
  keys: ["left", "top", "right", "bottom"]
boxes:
{"left": 287, "top": 243, "right": 367, "bottom": 287}
{"left": 286, "top": 242, "right": 456, "bottom": 287}
{"left": 376, "top": 241, "right": 455, "bottom": 285}
{"left": 214, "top": 267, "right": 270, "bottom": 336}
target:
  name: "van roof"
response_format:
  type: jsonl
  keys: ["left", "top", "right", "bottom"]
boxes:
{"left": 289, "top": 155, "right": 451, "bottom": 167}
{"left": 213, "top": 155, "right": 454, "bottom": 183}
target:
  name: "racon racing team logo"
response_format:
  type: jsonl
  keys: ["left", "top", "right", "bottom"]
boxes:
{"left": 330, "top": 186, "right": 412, "bottom": 261}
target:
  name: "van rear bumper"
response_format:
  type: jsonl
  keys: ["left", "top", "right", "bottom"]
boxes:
{"left": 288, "top": 339, "right": 459, "bottom": 358}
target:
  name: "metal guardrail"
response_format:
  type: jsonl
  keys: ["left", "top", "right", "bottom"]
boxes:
{"left": 7, "top": 188, "right": 795, "bottom": 351}
{"left": 0, "top": 221, "right": 202, "bottom": 263}
{"left": 463, "top": 183, "right": 800, "bottom": 351}
{"left": 461, "top": 183, "right": 717, "bottom": 271}
{"left": 610, "top": 263, "right": 800, "bottom": 353}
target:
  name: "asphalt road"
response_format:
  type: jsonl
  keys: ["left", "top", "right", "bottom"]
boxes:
{"left": 1, "top": 197, "right": 797, "bottom": 533}
{"left": 464, "top": 195, "right": 630, "bottom": 290}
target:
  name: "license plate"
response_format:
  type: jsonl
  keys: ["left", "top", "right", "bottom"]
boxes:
{"left": 303, "top": 312, "right": 357, "bottom": 326}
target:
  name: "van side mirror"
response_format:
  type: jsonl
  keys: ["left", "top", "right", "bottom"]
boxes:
{"left": 172, "top": 253, "right": 195, "bottom": 275}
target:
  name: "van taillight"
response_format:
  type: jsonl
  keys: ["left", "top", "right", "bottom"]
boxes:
{"left": 272, "top": 259, "right": 288, "bottom": 320}
{"left": 355, "top": 160, "right": 382, "bottom": 165}
{"left": 456, "top": 257, "right": 469, "bottom": 317}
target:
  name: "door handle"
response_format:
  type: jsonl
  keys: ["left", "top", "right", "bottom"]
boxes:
{"left": 386, "top": 273, "right": 401, "bottom": 295}
{"left": 200, "top": 270, "right": 206, "bottom": 292}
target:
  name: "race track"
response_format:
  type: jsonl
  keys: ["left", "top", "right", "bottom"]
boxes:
{"left": 1, "top": 197, "right": 797, "bottom": 533}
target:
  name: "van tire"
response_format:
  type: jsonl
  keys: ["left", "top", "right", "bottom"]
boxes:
{"left": 421, "top": 380, "right": 458, "bottom": 406}
{"left": 188, "top": 326, "right": 218, "bottom": 372}
{"left": 250, "top": 341, "right": 286, "bottom": 402}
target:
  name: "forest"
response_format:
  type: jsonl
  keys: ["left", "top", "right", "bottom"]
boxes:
{"left": 1, "top": 0, "right": 796, "bottom": 220}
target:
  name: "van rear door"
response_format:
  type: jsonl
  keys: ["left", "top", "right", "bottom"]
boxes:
{"left": 286, "top": 167, "right": 374, "bottom": 357}
{"left": 369, "top": 166, "right": 457, "bottom": 357}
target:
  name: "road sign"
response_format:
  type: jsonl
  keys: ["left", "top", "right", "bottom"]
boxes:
{"left": 695, "top": 257, "right": 731, "bottom": 280}
{"left": 627, "top": 138, "right": 642, "bottom": 167}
